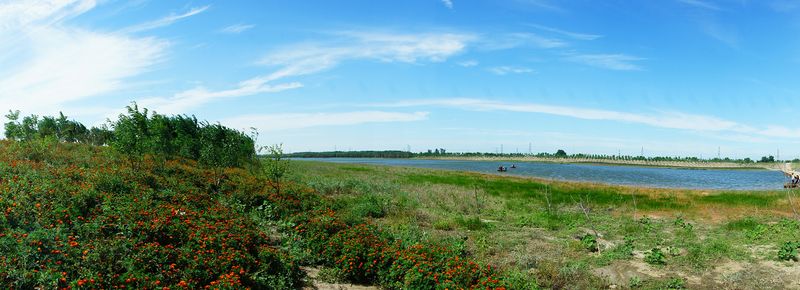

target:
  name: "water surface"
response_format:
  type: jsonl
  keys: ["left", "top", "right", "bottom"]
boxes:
{"left": 298, "top": 158, "right": 785, "bottom": 190}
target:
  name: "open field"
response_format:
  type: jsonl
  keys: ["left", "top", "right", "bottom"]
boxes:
{"left": 292, "top": 161, "right": 800, "bottom": 289}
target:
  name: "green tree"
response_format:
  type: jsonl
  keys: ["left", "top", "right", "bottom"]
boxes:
{"left": 555, "top": 149, "right": 567, "bottom": 157}
{"left": 262, "top": 144, "right": 289, "bottom": 194}
{"left": 111, "top": 104, "right": 152, "bottom": 165}
{"left": 4, "top": 110, "right": 22, "bottom": 140}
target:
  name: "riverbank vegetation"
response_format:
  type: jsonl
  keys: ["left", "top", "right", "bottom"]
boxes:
{"left": 0, "top": 108, "right": 508, "bottom": 289}
{"left": 293, "top": 161, "right": 800, "bottom": 289}
{"left": 288, "top": 149, "right": 792, "bottom": 170}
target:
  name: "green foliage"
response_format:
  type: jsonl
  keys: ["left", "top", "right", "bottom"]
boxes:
{"left": 629, "top": 276, "right": 643, "bottom": 288}
{"left": 110, "top": 104, "right": 255, "bottom": 168}
{"left": 0, "top": 141, "right": 304, "bottom": 288}
{"left": 665, "top": 277, "right": 686, "bottom": 289}
{"left": 645, "top": 248, "right": 667, "bottom": 265}
{"left": 777, "top": 241, "right": 800, "bottom": 261}
{"left": 4, "top": 110, "right": 110, "bottom": 145}
{"left": 262, "top": 144, "right": 289, "bottom": 193}
{"left": 580, "top": 234, "right": 599, "bottom": 252}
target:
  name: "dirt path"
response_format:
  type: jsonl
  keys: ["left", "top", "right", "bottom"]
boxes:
{"left": 302, "top": 267, "right": 380, "bottom": 290}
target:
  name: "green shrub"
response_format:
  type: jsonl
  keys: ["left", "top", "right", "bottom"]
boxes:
{"left": 778, "top": 241, "right": 800, "bottom": 261}
{"left": 580, "top": 234, "right": 599, "bottom": 252}
{"left": 645, "top": 248, "right": 667, "bottom": 265}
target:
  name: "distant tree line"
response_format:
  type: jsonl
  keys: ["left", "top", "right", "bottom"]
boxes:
{"left": 290, "top": 147, "right": 787, "bottom": 164}
{"left": 288, "top": 150, "right": 414, "bottom": 158}
{"left": 3, "top": 104, "right": 255, "bottom": 168}
{"left": 4, "top": 111, "right": 113, "bottom": 146}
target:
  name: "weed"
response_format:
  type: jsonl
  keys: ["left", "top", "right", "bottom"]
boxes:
{"left": 777, "top": 241, "right": 800, "bottom": 261}
{"left": 580, "top": 234, "right": 599, "bottom": 252}
{"left": 629, "top": 276, "right": 643, "bottom": 288}
{"left": 645, "top": 248, "right": 667, "bottom": 265}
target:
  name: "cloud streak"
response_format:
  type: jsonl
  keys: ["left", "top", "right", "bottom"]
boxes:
{"left": 219, "top": 23, "right": 254, "bottom": 34}
{"left": 677, "top": 0, "right": 721, "bottom": 10}
{"left": 223, "top": 111, "right": 429, "bottom": 131}
{"left": 488, "top": 66, "right": 534, "bottom": 75}
{"left": 441, "top": 0, "right": 453, "bottom": 9}
{"left": 0, "top": 0, "right": 167, "bottom": 119}
{"left": 528, "top": 24, "right": 602, "bottom": 40}
{"left": 565, "top": 53, "right": 644, "bottom": 71}
{"left": 122, "top": 5, "right": 209, "bottom": 33}
{"left": 371, "top": 98, "right": 800, "bottom": 140}
{"left": 136, "top": 77, "right": 302, "bottom": 115}
{"left": 258, "top": 31, "right": 475, "bottom": 82}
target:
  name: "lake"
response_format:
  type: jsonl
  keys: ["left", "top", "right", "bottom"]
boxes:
{"left": 297, "top": 158, "right": 787, "bottom": 190}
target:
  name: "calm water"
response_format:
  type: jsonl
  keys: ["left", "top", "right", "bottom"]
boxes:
{"left": 298, "top": 158, "right": 786, "bottom": 190}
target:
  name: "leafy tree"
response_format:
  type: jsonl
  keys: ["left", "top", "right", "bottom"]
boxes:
{"left": 555, "top": 149, "right": 567, "bottom": 157}
{"left": 111, "top": 104, "right": 152, "bottom": 164}
{"left": 262, "top": 144, "right": 289, "bottom": 194}
{"left": 4, "top": 110, "right": 22, "bottom": 140}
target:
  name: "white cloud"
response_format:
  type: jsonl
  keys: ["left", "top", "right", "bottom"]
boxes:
{"left": 488, "top": 66, "right": 534, "bottom": 75}
{"left": 528, "top": 24, "right": 602, "bottom": 40}
{"left": 518, "top": 0, "right": 565, "bottom": 12}
{"left": 219, "top": 23, "right": 254, "bottom": 34}
{"left": 677, "top": 0, "right": 721, "bottom": 10}
{"left": 479, "top": 32, "right": 566, "bottom": 50}
{"left": 458, "top": 60, "right": 478, "bottom": 67}
{"left": 0, "top": 0, "right": 167, "bottom": 119}
{"left": 223, "top": 111, "right": 429, "bottom": 131}
{"left": 565, "top": 53, "right": 644, "bottom": 71}
{"left": 136, "top": 77, "right": 302, "bottom": 115}
{"left": 441, "top": 0, "right": 453, "bottom": 9}
{"left": 370, "top": 98, "right": 800, "bottom": 140}
{"left": 122, "top": 5, "right": 209, "bottom": 33}
{"left": 258, "top": 31, "right": 475, "bottom": 82}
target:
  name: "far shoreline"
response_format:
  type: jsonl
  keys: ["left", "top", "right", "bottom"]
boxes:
{"left": 412, "top": 156, "right": 780, "bottom": 171}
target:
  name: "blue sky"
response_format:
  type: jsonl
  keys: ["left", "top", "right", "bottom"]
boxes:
{"left": 2, "top": 0, "right": 800, "bottom": 159}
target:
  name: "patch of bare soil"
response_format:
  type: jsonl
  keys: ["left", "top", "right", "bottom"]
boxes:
{"left": 302, "top": 267, "right": 379, "bottom": 290}
{"left": 595, "top": 259, "right": 800, "bottom": 289}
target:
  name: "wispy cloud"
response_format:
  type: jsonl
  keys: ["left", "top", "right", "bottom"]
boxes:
{"left": 136, "top": 77, "right": 302, "bottom": 115}
{"left": 122, "top": 5, "right": 209, "bottom": 33}
{"left": 372, "top": 98, "right": 800, "bottom": 140}
{"left": 223, "top": 111, "right": 429, "bottom": 131}
{"left": 458, "top": 60, "right": 478, "bottom": 67}
{"left": 441, "top": 0, "right": 453, "bottom": 9}
{"left": 219, "top": 23, "right": 255, "bottom": 34}
{"left": 0, "top": 0, "right": 167, "bottom": 118}
{"left": 517, "top": 0, "right": 565, "bottom": 12}
{"left": 677, "top": 0, "right": 721, "bottom": 10}
{"left": 699, "top": 19, "right": 739, "bottom": 47}
{"left": 565, "top": 53, "right": 644, "bottom": 71}
{"left": 488, "top": 66, "right": 534, "bottom": 75}
{"left": 528, "top": 24, "right": 602, "bottom": 40}
{"left": 258, "top": 31, "right": 475, "bottom": 82}
{"left": 479, "top": 32, "right": 567, "bottom": 50}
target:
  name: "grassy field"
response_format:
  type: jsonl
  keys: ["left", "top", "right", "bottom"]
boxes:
{"left": 292, "top": 160, "right": 800, "bottom": 289}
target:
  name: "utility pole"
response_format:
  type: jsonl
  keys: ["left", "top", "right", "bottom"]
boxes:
{"left": 334, "top": 145, "right": 337, "bottom": 152}
{"left": 718, "top": 146, "right": 721, "bottom": 159}
{"left": 641, "top": 146, "right": 644, "bottom": 157}
{"left": 529, "top": 142, "right": 532, "bottom": 154}
{"left": 501, "top": 144, "right": 504, "bottom": 154}
{"left": 406, "top": 144, "right": 411, "bottom": 152}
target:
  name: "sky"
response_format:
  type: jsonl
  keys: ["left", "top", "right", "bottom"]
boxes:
{"left": 2, "top": 0, "right": 800, "bottom": 159}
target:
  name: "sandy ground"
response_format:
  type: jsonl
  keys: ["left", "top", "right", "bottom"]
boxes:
{"left": 302, "top": 267, "right": 379, "bottom": 290}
